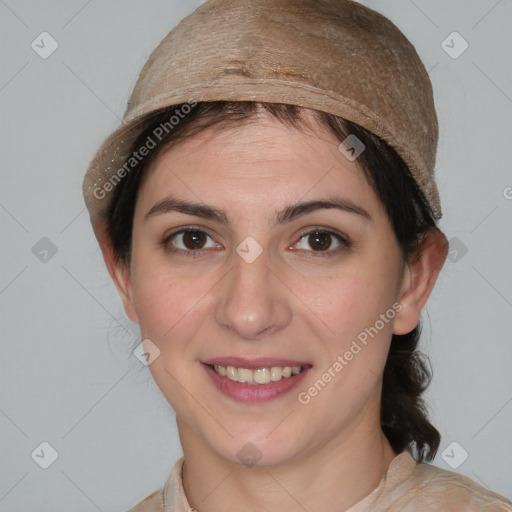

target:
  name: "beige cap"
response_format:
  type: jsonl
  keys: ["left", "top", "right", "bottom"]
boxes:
{"left": 83, "top": 0, "right": 442, "bottom": 236}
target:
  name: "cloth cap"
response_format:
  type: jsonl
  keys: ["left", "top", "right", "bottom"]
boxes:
{"left": 83, "top": 0, "right": 442, "bottom": 236}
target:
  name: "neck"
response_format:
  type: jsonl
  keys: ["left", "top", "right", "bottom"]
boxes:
{"left": 178, "top": 408, "right": 398, "bottom": 511}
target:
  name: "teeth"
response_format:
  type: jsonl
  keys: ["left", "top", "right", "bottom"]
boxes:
{"left": 237, "top": 368, "right": 252, "bottom": 383}
{"left": 212, "top": 364, "right": 304, "bottom": 384}
{"left": 226, "top": 366, "right": 237, "bottom": 381}
{"left": 254, "top": 368, "right": 270, "bottom": 384}
{"left": 214, "top": 365, "right": 226, "bottom": 377}
{"left": 270, "top": 366, "right": 283, "bottom": 381}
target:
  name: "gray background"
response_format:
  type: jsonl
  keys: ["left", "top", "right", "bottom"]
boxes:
{"left": 1, "top": 0, "right": 511, "bottom": 510}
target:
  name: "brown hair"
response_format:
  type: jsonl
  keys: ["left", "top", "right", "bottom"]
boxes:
{"left": 107, "top": 101, "right": 442, "bottom": 462}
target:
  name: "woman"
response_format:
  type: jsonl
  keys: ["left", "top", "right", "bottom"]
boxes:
{"left": 82, "top": 0, "right": 512, "bottom": 510}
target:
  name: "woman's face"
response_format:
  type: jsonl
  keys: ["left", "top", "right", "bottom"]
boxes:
{"left": 117, "top": 113, "right": 412, "bottom": 466}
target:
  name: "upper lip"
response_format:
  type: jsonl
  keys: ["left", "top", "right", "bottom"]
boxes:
{"left": 202, "top": 357, "right": 311, "bottom": 369}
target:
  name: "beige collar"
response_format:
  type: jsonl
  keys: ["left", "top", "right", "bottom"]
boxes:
{"left": 162, "top": 450, "right": 417, "bottom": 511}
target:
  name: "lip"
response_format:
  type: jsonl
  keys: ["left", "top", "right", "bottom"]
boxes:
{"left": 202, "top": 357, "right": 311, "bottom": 370}
{"left": 202, "top": 360, "right": 312, "bottom": 403}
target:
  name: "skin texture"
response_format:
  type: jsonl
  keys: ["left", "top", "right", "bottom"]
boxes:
{"left": 102, "top": 111, "right": 448, "bottom": 511}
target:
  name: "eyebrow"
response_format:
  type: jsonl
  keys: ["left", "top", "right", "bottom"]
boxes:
{"left": 144, "top": 195, "right": 371, "bottom": 226}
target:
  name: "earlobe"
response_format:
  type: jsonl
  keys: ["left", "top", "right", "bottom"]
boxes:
{"left": 94, "top": 221, "right": 140, "bottom": 324}
{"left": 393, "top": 228, "right": 449, "bottom": 335}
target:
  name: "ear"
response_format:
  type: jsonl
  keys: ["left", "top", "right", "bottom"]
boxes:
{"left": 393, "top": 228, "right": 449, "bottom": 335}
{"left": 95, "top": 221, "right": 140, "bottom": 324}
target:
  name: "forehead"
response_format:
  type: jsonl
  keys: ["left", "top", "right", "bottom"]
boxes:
{"left": 136, "top": 113, "right": 383, "bottom": 221}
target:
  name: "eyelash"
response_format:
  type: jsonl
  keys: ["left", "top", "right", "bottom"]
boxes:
{"left": 160, "top": 226, "right": 351, "bottom": 258}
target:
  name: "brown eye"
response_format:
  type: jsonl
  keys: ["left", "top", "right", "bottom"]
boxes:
{"left": 163, "top": 228, "right": 219, "bottom": 255}
{"left": 308, "top": 231, "right": 332, "bottom": 251}
{"left": 294, "top": 229, "right": 350, "bottom": 255}
{"left": 182, "top": 230, "right": 208, "bottom": 250}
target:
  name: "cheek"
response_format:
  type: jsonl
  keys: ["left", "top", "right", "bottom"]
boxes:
{"left": 328, "top": 257, "right": 401, "bottom": 395}
{"left": 129, "top": 253, "right": 210, "bottom": 345}
{"left": 129, "top": 260, "right": 211, "bottom": 409}
{"left": 307, "top": 257, "right": 401, "bottom": 346}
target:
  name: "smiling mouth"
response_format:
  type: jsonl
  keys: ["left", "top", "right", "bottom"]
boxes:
{"left": 208, "top": 364, "right": 309, "bottom": 385}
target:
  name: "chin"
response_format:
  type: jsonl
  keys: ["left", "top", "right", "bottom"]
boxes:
{"left": 208, "top": 429, "right": 309, "bottom": 468}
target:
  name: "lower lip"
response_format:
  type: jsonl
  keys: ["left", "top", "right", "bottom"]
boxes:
{"left": 203, "top": 364, "right": 311, "bottom": 403}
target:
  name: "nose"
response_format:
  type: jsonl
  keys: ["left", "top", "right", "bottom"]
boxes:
{"left": 214, "top": 246, "right": 292, "bottom": 340}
